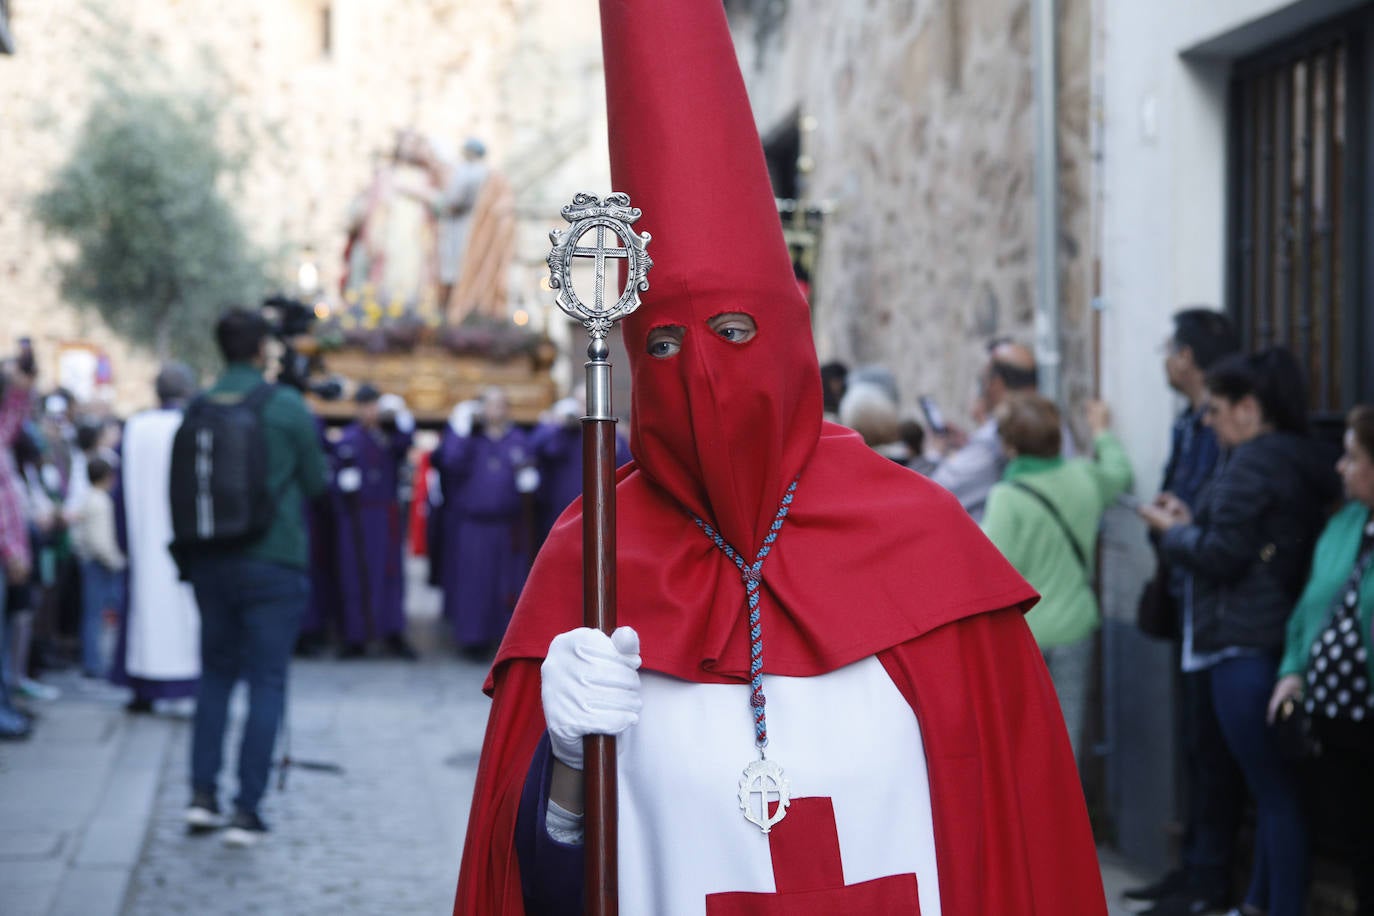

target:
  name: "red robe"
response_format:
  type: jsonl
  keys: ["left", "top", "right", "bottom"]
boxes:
{"left": 453, "top": 431, "right": 1107, "bottom": 914}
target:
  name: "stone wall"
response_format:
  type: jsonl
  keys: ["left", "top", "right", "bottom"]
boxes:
{"left": 0, "top": 0, "right": 609, "bottom": 410}
{"left": 728, "top": 0, "right": 1094, "bottom": 434}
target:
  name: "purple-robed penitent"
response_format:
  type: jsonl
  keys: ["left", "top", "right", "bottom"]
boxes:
{"left": 303, "top": 418, "right": 339, "bottom": 639}
{"left": 331, "top": 422, "right": 412, "bottom": 645}
{"left": 528, "top": 421, "right": 632, "bottom": 545}
{"left": 434, "top": 425, "right": 532, "bottom": 649}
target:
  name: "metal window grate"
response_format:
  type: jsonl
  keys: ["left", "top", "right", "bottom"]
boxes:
{"left": 1229, "top": 22, "right": 1363, "bottom": 413}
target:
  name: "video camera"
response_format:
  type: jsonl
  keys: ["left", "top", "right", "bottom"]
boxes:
{"left": 260, "top": 295, "right": 343, "bottom": 400}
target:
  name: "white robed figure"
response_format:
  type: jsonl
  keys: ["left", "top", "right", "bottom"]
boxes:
{"left": 112, "top": 364, "right": 200, "bottom": 710}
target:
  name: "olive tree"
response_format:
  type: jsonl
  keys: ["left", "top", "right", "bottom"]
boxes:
{"left": 33, "top": 77, "right": 266, "bottom": 367}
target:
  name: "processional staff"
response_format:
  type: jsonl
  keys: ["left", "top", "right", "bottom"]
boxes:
{"left": 546, "top": 192, "right": 653, "bottom": 916}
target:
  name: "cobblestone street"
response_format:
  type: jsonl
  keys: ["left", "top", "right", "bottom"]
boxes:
{"left": 0, "top": 566, "right": 495, "bottom": 916}
{"left": 122, "top": 655, "right": 487, "bottom": 914}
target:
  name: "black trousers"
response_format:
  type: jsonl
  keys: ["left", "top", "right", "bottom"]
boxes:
{"left": 1309, "top": 717, "right": 1374, "bottom": 916}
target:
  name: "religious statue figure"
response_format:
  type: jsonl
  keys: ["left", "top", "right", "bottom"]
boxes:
{"left": 341, "top": 130, "right": 515, "bottom": 329}
{"left": 440, "top": 139, "right": 516, "bottom": 324}
{"left": 341, "top": 131, "right": 441, "bottom": 324}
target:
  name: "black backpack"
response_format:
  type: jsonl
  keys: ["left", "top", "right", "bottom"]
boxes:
{"left": 169, "top": 383, "right": 277, "bottom": 550}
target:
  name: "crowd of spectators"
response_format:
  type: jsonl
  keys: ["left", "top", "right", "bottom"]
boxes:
{"left": 0, "top": 347, "right": 125, "bottom": 739}
{"left": 825, "top": 309, "right": 1372, "bottom": 916}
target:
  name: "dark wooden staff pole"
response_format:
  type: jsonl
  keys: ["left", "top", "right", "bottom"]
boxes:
{"left": 582, "top": 335, "right": 619, "bottom": 916}
{"left": 550, "top": 192, "right": 651, "bottom": 916}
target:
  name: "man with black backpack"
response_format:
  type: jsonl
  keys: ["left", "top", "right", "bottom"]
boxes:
{"left": 171, "top": 308, "right": 327, "bottom": 847}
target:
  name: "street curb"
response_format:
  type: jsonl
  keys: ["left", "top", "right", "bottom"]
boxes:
{"left": 47, "top": 714, "right": 174, "bottom": 916}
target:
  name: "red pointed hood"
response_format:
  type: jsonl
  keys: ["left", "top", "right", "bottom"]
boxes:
{"left": 485, "top": 0, "right": 1037, "bottom": 689}
{"left": 601, "top": 0, "right": 821, "bottom": 552}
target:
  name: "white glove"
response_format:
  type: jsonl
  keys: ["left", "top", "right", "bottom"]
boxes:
{"left": 515, "top": 466, "right": 541, "bottom": 494}
{"left": 426, "top": 468, "right": 443, "bottom": 506}
{"left": 379, "top": 394, "right": 416, "bottom": 435}
{"left": 541, "top": 626, "right": 642, "bottom": 770}
{"left": 337, "top": 467, "right": 363, "bottom": 493}
{"left": 552, "top": 396, "right": 582, "bottom": 424}
{"left": 448, "top": 400, "right": 479, "bottom": 437}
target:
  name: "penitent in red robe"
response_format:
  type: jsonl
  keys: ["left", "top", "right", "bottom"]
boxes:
{"left": 458, "top": 0, "right": 1106, "bottom": 907}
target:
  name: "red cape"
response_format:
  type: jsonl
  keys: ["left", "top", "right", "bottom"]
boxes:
{"left": 453, "top": 430, "right": 1106, "bottom": 913}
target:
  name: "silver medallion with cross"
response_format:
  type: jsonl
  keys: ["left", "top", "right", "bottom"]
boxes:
{"left": 546, "top": 192, "right": 653, "bottom": 345}
{"left": 738, "top": 757, "right": 791, "bottom": 834}
{"left": 546, "top": 191, "right": 652, "bottom": 423}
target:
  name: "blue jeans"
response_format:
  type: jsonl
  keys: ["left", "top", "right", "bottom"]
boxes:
{"left": 188, "top": 556, "right": 306, "bottom": 816}
{"left": 80, "top": 560, "right": 124, "bottom": 677}
{"left": 1210, "top": 654, "right": 1309, "bottom": 916}
{"left": 1180, "top": 666, "right": 1244, "bottom": 889}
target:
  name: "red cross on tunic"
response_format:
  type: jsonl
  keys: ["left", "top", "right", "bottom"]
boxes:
{"left": 704, "top": 797, "right": 922, "bottom": 914}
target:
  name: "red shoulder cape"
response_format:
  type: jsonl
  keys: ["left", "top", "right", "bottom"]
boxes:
{"left": 490, "top": 425, "right": 1038, "bottom": 686}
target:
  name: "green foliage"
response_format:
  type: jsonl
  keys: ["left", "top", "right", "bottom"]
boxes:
{"left": 33, "top": 73, "right": 265, "bottom": 368}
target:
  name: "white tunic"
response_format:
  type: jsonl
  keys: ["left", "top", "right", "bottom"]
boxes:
{"left": 616, "top": 656, "right": 941, "bottom": 915}
{"left": 122, "top": 410, "right": 200, "bottom": 681}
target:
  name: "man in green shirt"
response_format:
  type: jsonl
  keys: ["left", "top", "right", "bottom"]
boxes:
{"left": 183, "top": 308, "right": 328, "bottom": 847}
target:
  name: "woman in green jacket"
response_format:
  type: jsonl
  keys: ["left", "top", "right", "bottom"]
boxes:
{"left": 1267, "top": 404, "right": 1374, "bottom": 915}
{"left": 982, "top": 394, "right": 1134, "bottom": 762}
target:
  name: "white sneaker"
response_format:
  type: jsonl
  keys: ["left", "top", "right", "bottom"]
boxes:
{"left": 222, "top": 812, "right": 268, "bottom": 848}
{"left": 16, "top": 678, "right": 60, "bottom": 701}
{"left": 185, "top": 794, "right": 225, "bottom": 833}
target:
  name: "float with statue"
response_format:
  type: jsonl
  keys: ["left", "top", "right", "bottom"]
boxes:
{"left": 296, "top": 130, "right": 557, "bottom": 425}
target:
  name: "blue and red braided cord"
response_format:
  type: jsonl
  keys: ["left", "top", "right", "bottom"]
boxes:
{"left": 692, "top": 479, "right": 798, "bottom": 750}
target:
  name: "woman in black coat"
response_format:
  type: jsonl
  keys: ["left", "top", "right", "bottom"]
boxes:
{"left": 1142, "top": 348, "right": 1340, "bottom": 916}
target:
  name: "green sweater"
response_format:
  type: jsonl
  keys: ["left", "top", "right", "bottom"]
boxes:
{"left": 204, "top": 364, "right": 328, "bottom": 570}
{"left": 981, "top": 432, "right": 1134, "bottom": 648}
{"left": 1279, "top": 502, "right": 1374, "bottom": 683}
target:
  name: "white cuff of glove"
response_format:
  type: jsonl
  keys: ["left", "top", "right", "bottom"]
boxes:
{"left": 542, "top": 626, "right": 642, "bottom": 771}
{"left": 545, "top": 799, "right": 585, "bottom": 845}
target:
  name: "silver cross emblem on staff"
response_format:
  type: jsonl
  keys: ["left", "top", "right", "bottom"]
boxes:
{"left": 547, "top": 192, "right": 653, "bottom": 344}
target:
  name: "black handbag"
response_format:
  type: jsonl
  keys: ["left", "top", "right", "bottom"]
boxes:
{"left": 1136, "top": 554, "right": 1179, "bottom": 641}
{"left": 1272, "top": 695, "right": 1322, "bottom": 761}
